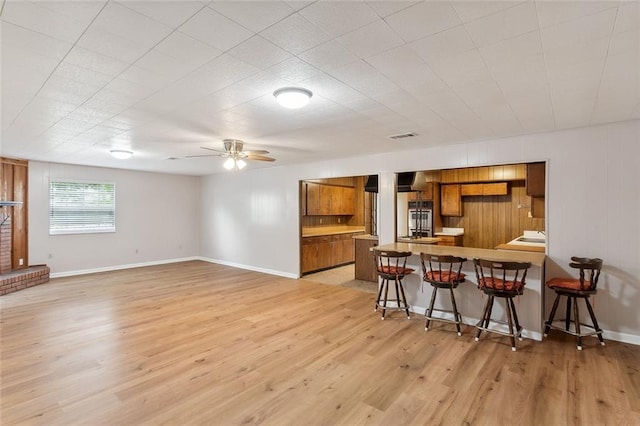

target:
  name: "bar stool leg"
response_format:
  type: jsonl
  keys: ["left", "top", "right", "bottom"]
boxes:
{"left": 397, "top": 278, "right": 410, "bottom": 319}
{"left": 509, "top": 297, "right": 523, "bottom": 340}
{"left": 573, "top": 296, "right": 582, "bottom": 350}
{"left": 565, "top": 296, "right": 572, "bottom": 331}
{"left": 449, "top": 286, "right": 462, "bottom": 336}
{"left": 585, "top": 298, "right": 605, "bottom": 346}
{"left": 381, "top": 278, "right": 390, "bottom": 320}
{"left": 544, "top": 293, "right": 561, "bottom": 336}
{"left": 375, "top": 278, "right": 385, "bottom": 312}
{"left": 425, "top": 286, "right": 438, "bottom": 330}
{"left": 505, "top": 297, "right": 516, "bottom": 351}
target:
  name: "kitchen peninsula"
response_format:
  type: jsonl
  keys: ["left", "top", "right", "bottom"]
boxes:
{"left": 372, "top": 242, "right": 546, "bottom": 340}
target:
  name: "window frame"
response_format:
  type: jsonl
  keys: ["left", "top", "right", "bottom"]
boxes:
{"left": 49, "top": 180, "right": 117, "bottom": 235}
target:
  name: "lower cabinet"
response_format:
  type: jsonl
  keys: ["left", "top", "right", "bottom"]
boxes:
{"left": 437, "top": 235, "right": 464, "bottom": 246}
{"left": 301, "top": 233, "right": 362, "bottom": 274}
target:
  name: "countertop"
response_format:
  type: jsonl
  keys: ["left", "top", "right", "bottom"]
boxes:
{"left": 302, "top": 226, "right": 365, "bottom": 237}
{"left": 353, "top": 234, "right": 379, "bottom": 241}
{"left": 495, "top": 243, "right": 545, "bottom": 253}
{"left": 374, "top": 242, "right": 546, "bottom": 267}
{"left": 433, "top": 227, "right": 464, "bottom": 237}
{"left": 396, "top": 237, "right": 441, "bottom": 244}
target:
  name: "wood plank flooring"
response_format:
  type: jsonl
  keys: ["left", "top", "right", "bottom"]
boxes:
{"left": 1, "top": 260, "right": 639, "bottom": 425}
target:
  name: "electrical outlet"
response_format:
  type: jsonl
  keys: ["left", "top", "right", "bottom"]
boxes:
{"left": 338, "top": 217, "right": 341, "bottom": 223}
{"left": 319, "top": 218, "right": 323, "bottom": 224}
{"left": 528, "top": 211, "right": 532, "bottom": 218}
{"left": 19, "top": 258, "right": 24, "bottom": 266}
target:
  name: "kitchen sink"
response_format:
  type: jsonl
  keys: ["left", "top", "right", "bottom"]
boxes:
{"left": 516, "top": 237, "right": 546, "bottom": 243}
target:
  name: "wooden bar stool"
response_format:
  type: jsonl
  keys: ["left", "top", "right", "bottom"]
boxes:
{"left": 544, "top": 257, "right": 605, "bottom": 350}
{"left": 374, "top": 249, "right": 414, "bottom": 320}
{"left": 473, "top": 258, "right": 531, "bottom": 351}
{"left": 420, "top": 253, "right": 467, "bottom": 335}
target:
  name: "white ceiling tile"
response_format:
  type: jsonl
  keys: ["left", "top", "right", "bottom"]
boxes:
{"left": 385, "top": 1, "right": 461, "bottom": 42}
{"left": 38, "top": 75, "right": 98, "bottom": 105}
{"left": 298, "top": 40, "right": 360, "bottom": 73}
{"left": 464, "top": 1, "right": 538, "bottom": 48}
{"left": 429, "top": 49, "right": 494, "bottom": 88}
{"left": 228, "top": 36, "right": 292, "bottom": 70}
{"left": 1, "top": 0, "right": 90, "bottom": 43}
{"left": 15, "top": 97, "right": 76, "bottom": 126}
{"left": 609, "top": 29, "right": 640, "bottom": 56}
{"left": 134, "top": 49, "right": 200, "bottom": 81}
{"left": 491, "top": 56, "right": 549, "bottom": 96}
{"left": 300, "top": 73, "right": 371, "bottom": 107}
{"left": 179, "top": 6, "right": 253, "bottom": 51}
{"left": 260, "top": 13, "right": 330, "bottom": 55}
{"left": 117, "top": 66, "right": 173, "bottom": 91}
{"left": 1, "top": 21, "right": 72, "bottom": 61}
{"left": 209, "top": 1, "right": 294, "bottom": 32}
{"left": 544, "top": 36, "right": 610, "bottom": 71}
{"left": 331, "top": 60, "right": 399, "bottom": 98}
{"left": 451, "top": 1, "right": 523, "bottom": 23}
{"left": 118, "top": 1, "right": 205, "bottom": 28}
{"left": 77, "top": 26, "right": 151, "bottom": 63}
{"left": 410, "top": 25, "right": 475, "bottom": 64}
{"left": 265, "top": 57, "right": 322, "bottom": 84}
{"left": 192, "top": 54, "right": 261, "bottom": 93}
{"left": 540, "top": 8, "right": 617, "bottom": 51}
{"left": 479, "top": 30, "right": 542, "bottom": 66}
{"left": 337, "top": 20, "right": 404, "bottom": 59}
{"left": 299, "top": 1, "right": 379, "bottom": 38}
{"left": 154, "top": 32, "right": 221, "bottom": 68}
{"left": 366, "top": 45, "right": 434, "bottom": 88}
{"left": 91, "top": 2, "right": 172, "bottom": 48}
{"left": 64, "top": 46, "right": 130, "bottom": 77}
{"left": 52, "top": 62, "right": 114, "bottom": 91}
{"left": 536, "top": 0, "right": 618, "bottom": 29}
{"left": 614, "top": 1, "right": 640, "bottom": 34}
{"left": 365, "top": 1, "right": 418, "bottom": 18}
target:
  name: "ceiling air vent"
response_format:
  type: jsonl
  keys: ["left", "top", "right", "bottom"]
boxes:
{"left": 388, "top": 132, "right": 417, "bottom": 140}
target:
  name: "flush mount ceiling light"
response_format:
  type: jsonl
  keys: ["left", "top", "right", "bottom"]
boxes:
{"left": 273, "top": 87, "right": 312, "bottom": 109}
{"left": 110, "top": 149, "right": 133, "bottom": 159}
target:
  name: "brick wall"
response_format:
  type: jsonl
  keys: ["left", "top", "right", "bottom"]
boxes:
{"left": 0, "top": 265, "right": 50, "bottom": 296}
{"left": 0, "top": 215, "right": 12, "bottom": 274}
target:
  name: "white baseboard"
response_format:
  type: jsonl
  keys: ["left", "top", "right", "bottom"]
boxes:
{"left": 49, "top": 257, "right": 201, "bottom": 278}
{"left": 198, "top": 256, "right": 298, "bottom": 279}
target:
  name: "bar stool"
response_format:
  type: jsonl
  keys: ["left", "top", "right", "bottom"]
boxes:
{"left": 420, "top": 253, "right": 467, "bottom": 335}
{"left": 373, "top": 249, "right": 414, "bottom": 320}
{"left": 473, "top": 258, "right": 531, "bottom": 351}
{"left": 544, "top": 257, "right": 605, "bottom": 350}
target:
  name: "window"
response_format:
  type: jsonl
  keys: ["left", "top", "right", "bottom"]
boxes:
{"left": 49, "top": 181, "right": 116, "bottom": 235}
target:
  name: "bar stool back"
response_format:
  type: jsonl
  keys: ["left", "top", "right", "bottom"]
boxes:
{"left": 544, "top": 257, "right": 604, "bottom": 350}
{"left": 374, "top": 249, "right": 414, "bottom": 320}
{"left": 473, "top": 258, "right": 531, "bottom": 351}
{"left": 420, "top": 253, "right": 467, "bottom": 335}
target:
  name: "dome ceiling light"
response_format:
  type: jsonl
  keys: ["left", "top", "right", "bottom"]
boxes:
{"left": 110, "top": 149, "right": 133, "bottom": 159}
{"left": 273, "top": 87, "right": 313, "bottom": 109}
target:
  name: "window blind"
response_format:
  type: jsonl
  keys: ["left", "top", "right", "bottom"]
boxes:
{"left": 49, "top": 181, "right": 116, "bottom": 235}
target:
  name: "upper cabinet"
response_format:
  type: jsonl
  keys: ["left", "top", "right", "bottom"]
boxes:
{"left": 526, "top": 162, "right": 546, "bottom": 197}
{"left": 305, "top": 182, "right": 355, "bottom": 216}
{"left": 441, "top": 184, "right": 462, "bottom": 216}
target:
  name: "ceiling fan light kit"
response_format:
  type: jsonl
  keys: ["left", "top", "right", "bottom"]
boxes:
{"left": 186, "top": 139, "right": 275, "bottom": 171}
{"left": 110, "top": 149, "right": 133, "bottom": 159}
{"left": 273, "top": 87, "right": 312, "bottom": 109}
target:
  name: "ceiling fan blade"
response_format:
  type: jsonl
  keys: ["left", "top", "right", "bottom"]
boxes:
{"left": 200, "top": 146, "right": 226, "bottom": 154}
{"left": 185, "top": 153, "right": 224, "bottom": 158}
{"left": 243, "top": 149, "right": 270, "bottom": 155}
{"left": 246, "top": 154, "right": 276, "bottom": 162}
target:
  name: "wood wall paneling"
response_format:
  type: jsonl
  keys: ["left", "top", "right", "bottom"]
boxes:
{"left": 1, "top": 158, "right": 28, "bottom": 271}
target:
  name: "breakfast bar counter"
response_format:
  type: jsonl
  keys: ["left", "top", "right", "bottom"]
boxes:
{"left": 373, "top": 242, "right": 546, "bottom": 340}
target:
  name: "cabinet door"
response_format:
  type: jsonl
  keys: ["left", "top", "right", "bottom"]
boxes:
{"left": 482, "top": 182, "right": 508, "bottom": 196}
{"left": 461, "top": 183, "right": 483, "bottom": 196}
{"left": 526, "top": 162, "right": 545, "bottom": 196}
{"left": 338, "top": 187, "right": 355, "bottom": 215}
{"left": 441, "top": 184, "right": 462, "bottom": 216}
{"left": 305, "top": 182, "right": 321, "bottom": 215}
{"left": 301, "top": 241, "right": 319, "bottom": 273}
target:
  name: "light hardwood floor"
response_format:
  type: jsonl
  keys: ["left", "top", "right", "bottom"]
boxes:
{"left": 1, "top": 260, "right": 639, "bottom": 425}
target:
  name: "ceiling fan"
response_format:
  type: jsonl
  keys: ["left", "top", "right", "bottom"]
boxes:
{"left": 186, "top": 139, "right": 276, "bottom": 170}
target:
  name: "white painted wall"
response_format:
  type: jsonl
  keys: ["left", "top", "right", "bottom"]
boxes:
{"left": 200, "top": 120, "right": 640, "bottom": 343}
{"left": 29, "top": 162, "right": 200, "bottom": 275}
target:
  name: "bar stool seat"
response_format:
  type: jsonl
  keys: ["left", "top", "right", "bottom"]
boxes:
{"left": 473, "top": 258, "right": 531, "bottom": 351}
{"left": 544, "top": 257, "right": 605, "bottom": 350}
{"left": 420, "top": 253, "right": 467, "bottom": 335}
{"left": 374, "top": 249, "right": 413, "bottom": 320}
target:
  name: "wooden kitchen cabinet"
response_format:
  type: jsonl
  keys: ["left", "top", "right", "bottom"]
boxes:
{"left": 461, "top": 182, "right": 508, "bottom": 197}
{"left": 407, "top": 182, "right": 435, "bottom": 201}
{"left": 437, "top": 235, "right": 463, "bottom": 246}
{"left": 305, "top": 182, "right": 355, "bottom": 216}
{"left": 526, "top": 162, "right": 546, "bottom": 197}
{"left": 301, "top": 232, "right": 361, "bottom": 274}
{"left": 441, "top": 184, "right": 462, "bottom": 216}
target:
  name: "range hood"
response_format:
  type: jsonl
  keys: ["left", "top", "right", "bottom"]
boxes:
{"left": 397, "top": 172, "right": 416, "bottom": 192}
{"left": 364, "top": 175, "right": 378, "bottom": 193}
